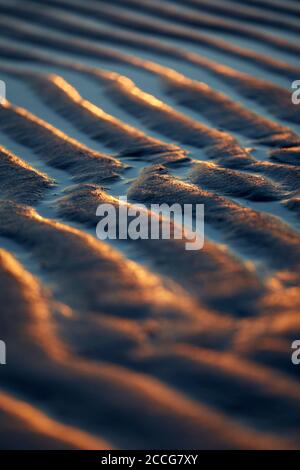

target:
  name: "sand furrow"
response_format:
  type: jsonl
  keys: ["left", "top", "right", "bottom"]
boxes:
{"left": 166, "top": 0, "right": 300, "bottom": 34}
{"left": 78, "top": 70, "right": 259, "bottom": 153}
{"left": 1, "top": 2, "right": 299, "bottom": 83}
{"left": 1, "top": 248, "right": 274, "bottom": 449}
{"left": 284, "top": 197, "right": 300, "bottom": 220}
{"left": 154, "top": 73, "right": 300, "bottom": 146}
{"left": 0, "top": 145, "right": 54, "bottom": 204}
{"left": 23, "top": 0, "right": 300, "bottom": 58}
{"left": 0, "top": 101, "right": 125, "bottom": 184}
{"left": 0, "top": 10, "right": 299, "bottom": 104}
{"left": 194, "top": 141, "right": 300, "bottom": 194}
{"left": 271, "top": 147, "right": 300, "bottom": 167}
{"left": 129, "top": 345, "right": 300, "bottom": 438}
{"left": 189, "top": 161, "right": 287, "bottom": 202}
{"left": 128, "top": 165, "right": 300, "bottom": 271}
{"left": 9, "top": 72, "right": 187, "bottom": 165}
{"left": 225, "top": 0, "right": 300, "bottom": 19}
{"left": 0, "top": 201, "right": 206, "bottom": 323}
{"left": 15, "top": 71, "right": 253, "bottom": 166}
{"left": 2, "top": 26, "right": 298, "bottom": 138}
{"left": 0, "top": 249, "right": 298, "bottom": 449}
{"left": 0, "top": 0, "right": 299, "bottom": 450}
{"left": 56, "top": 183, "right": 266, "bottom": 317}
{"left": 0, "top": 390, "right": 111, "bottom": 450}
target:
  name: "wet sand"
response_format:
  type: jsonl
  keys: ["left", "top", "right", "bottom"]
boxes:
{"left": 0, "top": 0, "right": 299, "bottom": 450}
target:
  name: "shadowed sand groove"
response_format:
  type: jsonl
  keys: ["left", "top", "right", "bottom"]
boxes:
{"left": 0, "top": 69, "right": 188, "bottom": 165}
{"left": 0, "top": 146, "right": 54, "bottom": 204}
{"left": 271, "top": 147, "right": 300, "bottom": 167}
{"left": 93, "top": 0, "right": 300, "bottom": 45}
{"left": 226, "top": 0, "right": 300, "bottom": 18}
{"left": 0, "top": 0, "right": 300, "bottom": 450}
{"left": 0, "top": 245, "right": 299, "bottom": 448}
{"left": 209, "top": 152, "right": 300, "bottom": 194}
{"left": 88, "top": 69, "right": 300, "bottom": 149}
{"left": 189, "top": 161, "right": 287, "bottom": 201}
{"left": 1, "top": 3, "right": 300, "bottom": 84}
{"left": 205, "top": 72, "right": 300, "bottom": 126}
{"left": 14, "top": 0, "right": 300, "bottom": 59}
{"left": 13, "top": 71, "right": 251, "bottom": 163}
{"left": 153, "top": 73, "right": 300, "bottom": 147}
{"left": 284, "top": 197, "right": 300, "bottom": 220}
{"left": 185, "top": 134, "right": 300, "bottom": 194}
{"left": 133, "top": 342, "right": 300, "bottom": 437}
{"left": 0, "top": 16, "right": 298, "bottom": 128}
{"left": 128, "top": 166, "right": 300, "bottom": 271}
{"left": 0, "top": 390, "right": 112, "bottom": 450}
{"left": 7, "top": 64, "right": 299, "bottom": 191}
{"left": 2, "top": 249, "right": 278, "bottom": 450}
{"left": 0, "top": 201, "right": 207, "bottom": 322}
{"left": 56, "top": 184, "right": 266, "bottom": 317}
{"left": 0, "top": 101, "right": 125, "bottom": 184}
{"left": 166, "top": 0, "right": 300, "bottom": 34}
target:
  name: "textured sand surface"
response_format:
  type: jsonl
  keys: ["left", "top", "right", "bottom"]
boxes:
{"left": 0, "top": 0, "right": 299, "bottom": 450}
